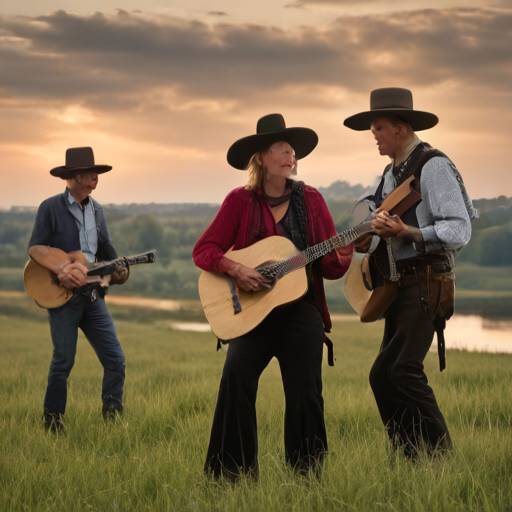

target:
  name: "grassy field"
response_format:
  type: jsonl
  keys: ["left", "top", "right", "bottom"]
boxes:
{"left": 1, "top": 294, "right": 512, "bottom": 512}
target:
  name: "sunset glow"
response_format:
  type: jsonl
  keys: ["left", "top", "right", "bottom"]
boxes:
{"left": 1, "top": 1, "right": 511, "bottom": 207}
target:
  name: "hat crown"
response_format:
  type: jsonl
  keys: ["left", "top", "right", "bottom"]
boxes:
{"left": 256, "top": 114, "right": 286, "bottom": 135}
{"left": 370, "top": 88, "right": 413, "bottom": 110}
{"left": 65, "top": 147, "right": 95, "bottom": 168}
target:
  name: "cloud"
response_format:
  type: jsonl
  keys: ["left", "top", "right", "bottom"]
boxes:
{"left": 0, "top": 7, "right": 510, "bottom": 115}
{"left": 285, "top": 0, "right": 379, "bottom": 8}
{"left": 285, "top": 0, "right": 509, "bottom": 8}
{"left": 0, "top": 10, "right": 339, "bottom": 107}
{"left": 0, "top": 6, "right": 511, "bottom": 206}
{"left": 207, "top": 11, "right": 228, "bottom": 16}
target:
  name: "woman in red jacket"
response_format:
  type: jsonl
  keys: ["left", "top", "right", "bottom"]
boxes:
{"left": 193, "top": 114, "right": 352, "bottom": 480}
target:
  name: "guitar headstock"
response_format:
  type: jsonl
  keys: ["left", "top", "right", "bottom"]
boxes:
{"left": 124, "top": 250, "right": 157, "bottom": 266}
{"left": 145, "top": 250, "right": 157, "bottom": 264}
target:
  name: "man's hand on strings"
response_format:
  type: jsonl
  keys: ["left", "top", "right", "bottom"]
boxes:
{"left": 57, "top": 262, "right": 88, "bottom": 289}
{"left": 371, "top": 210, "right": 408, "bottom": 239}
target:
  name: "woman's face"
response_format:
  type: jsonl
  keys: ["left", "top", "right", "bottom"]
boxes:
{"left": 262, "top": 141, "right": 297, "bottom": 179}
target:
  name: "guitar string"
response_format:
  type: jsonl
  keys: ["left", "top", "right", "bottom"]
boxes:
{"left": 258, "top": 223, "right": 373, "bottom": 280}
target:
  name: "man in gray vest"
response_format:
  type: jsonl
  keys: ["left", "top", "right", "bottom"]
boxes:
{"left": 28, "top": 147, "right": 129, "bottom": 432}
{"left": 344, "top": 88, "right": 476, "bottom": 458}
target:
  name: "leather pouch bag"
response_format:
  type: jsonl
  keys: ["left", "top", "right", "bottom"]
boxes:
{"left": 415, "top": 266, "right": 455, "bottom": 322}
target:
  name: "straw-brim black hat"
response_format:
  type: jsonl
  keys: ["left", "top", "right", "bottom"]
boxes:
{"left": 227, "top": 114, "right": 318, "bottom": 170}
{"left": 50, "top": 147, "right": 112, "bottom": 179}
{"left": 344, "top": 88, "right": 438, "bottom": 132}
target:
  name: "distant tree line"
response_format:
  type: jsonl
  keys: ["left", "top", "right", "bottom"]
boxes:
{"left": 0, "top": 204, "right": 217, "bottom": 268}
{"left": 1, "top": 188, "right": 511, "bottom": 270}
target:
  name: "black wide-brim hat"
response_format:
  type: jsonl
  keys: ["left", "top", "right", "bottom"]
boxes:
{"left": 344, "top": 88, "right": 438, "bottom": 132}
{"left": 227, "top": 114, "right": 318, "bottom": 170}
{"left": 50, "top": 147, "right": 112, "bottom": 179}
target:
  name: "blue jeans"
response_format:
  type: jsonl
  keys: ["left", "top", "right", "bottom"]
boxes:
{"left": 44, "top": 294, "right": 125, "bottom": 416}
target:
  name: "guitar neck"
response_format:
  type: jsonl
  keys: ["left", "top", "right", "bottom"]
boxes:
{"left": 303, "top": 222, "right": 373, "bottom": 265}
{"left": 258, "top": 176, "right": 421, "bottom": 281}
{"left": 87, "top": 250, "right": 157, "bottom": 276}
{"left": 259, "top": 222, "right": 373, "bottom": 280}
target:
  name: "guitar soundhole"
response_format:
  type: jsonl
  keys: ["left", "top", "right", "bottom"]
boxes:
{"left": 255, "top": 260, "right": 277, "bottom": 289}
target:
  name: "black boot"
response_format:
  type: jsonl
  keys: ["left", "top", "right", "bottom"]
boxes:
{"left": 43, "top": 410, "right": 64, "bottom": 433}
{"left": 102, "top": 397, "right": 123, "bottom": 422}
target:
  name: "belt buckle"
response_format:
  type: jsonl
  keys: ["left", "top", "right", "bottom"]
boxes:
{"left": 90, "top": 288, "right": 98, "bottom": 302}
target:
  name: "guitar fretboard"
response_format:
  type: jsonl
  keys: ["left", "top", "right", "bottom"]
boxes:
{"left": 258, "top": 222, "right": 373, "bottom": 280}
{"left": 87, "top": 250, "right": 157, "bottom": 275}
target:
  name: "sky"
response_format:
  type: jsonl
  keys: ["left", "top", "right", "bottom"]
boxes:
{"left": 1, "top": 0, "right": 511, "bottom": 208}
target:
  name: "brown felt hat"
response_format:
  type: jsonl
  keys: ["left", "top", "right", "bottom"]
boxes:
{"left": 50, "top": 147, "right": 112, "bottom": 179}
{"left": 344, "top": 88, "right": 438, "bottom": 132}
{"left": 227, "top": 114, "right": 318, "bottom": 170}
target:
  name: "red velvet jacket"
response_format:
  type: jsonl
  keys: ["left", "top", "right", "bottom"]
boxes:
{"left": 193, "top": 185, "right": 353, "bottom": 333}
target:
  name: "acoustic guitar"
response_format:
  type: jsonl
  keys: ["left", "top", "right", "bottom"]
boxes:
{"left": 24, "top": 249, "right": 156, "bottom": 309}
{"left": 344, "top": 175, "right": 423, "bottom": 323}
{"left": 198, "top": 176, "right": 421, "bottom": 340}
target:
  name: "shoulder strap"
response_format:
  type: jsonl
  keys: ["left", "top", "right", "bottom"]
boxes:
{"left": 372, "top": 163, "right": 392, "bottom": 209}
{"left": 289, "top": 180, "right": 309, "bottom": 251}
{"left": 397, "top": 142, "right": 447, "bottom": 185}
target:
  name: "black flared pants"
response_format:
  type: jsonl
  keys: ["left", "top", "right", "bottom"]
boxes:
{"left": 204, "top": 301, "right": 327, "bottom": 479}
{"left": 369, "top": 284, "right": 452, "bottom": 457}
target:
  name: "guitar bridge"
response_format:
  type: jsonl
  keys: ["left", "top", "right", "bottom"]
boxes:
{"left": 227, "top": 278, "right": 242, "bottom": 315}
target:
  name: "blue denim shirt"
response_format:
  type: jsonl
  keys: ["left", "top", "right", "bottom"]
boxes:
{"left": 28, "top": 188, "right": 117, "bottom": 262}
{"left": 66, "top": 189, "right": 98, "bottom": 263}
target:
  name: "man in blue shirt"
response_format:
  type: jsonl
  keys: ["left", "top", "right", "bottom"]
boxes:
{"left": 28, "top": 147, "right": 129, "bottom": 432}
{"left": 344, "top": 88, "right": 476, "bottom": 459}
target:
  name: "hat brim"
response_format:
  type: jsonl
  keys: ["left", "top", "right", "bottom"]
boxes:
{"left": 344, "top": 109, "right": 438, "bottom": 132}
{"left": 50, "top": 165, "right": 113, "bottom": 180}
{"left": 227, "top": 127, "right": 318, "bottom": 170}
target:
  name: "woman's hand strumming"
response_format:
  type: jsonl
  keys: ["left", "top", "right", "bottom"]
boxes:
{"left": 230, "top": 262, "right": 272, "bottom": 292}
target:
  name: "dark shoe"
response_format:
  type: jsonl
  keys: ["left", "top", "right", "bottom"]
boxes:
{"left": 43, "top": 411, "right": 65, "bottom": 433}
{"left": 102, "top": 403, "right": 123, "bottom": 422}
{"left": 102, "top": 395, "right": 123, "bottom": 422}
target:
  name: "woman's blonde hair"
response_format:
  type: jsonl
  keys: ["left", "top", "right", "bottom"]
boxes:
{"left": 244, "top": 152, "right": 266, "bottom": 191}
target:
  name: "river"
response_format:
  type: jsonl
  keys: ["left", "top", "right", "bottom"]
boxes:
{"left": 164, "top": 313, "right": 512, "bottom": 354}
